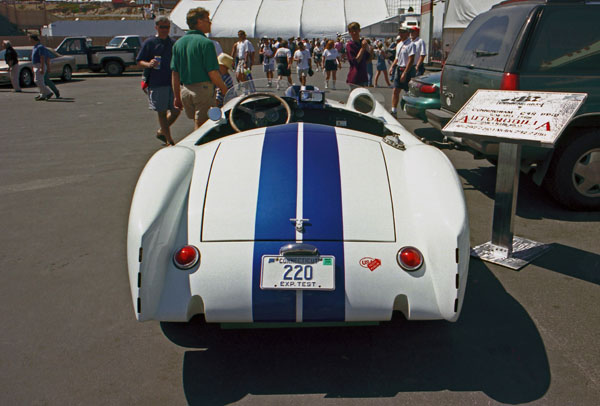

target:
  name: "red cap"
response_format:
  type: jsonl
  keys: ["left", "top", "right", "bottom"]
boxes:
{"left": 410, "top": 27, "right": 420, "bottom": 33}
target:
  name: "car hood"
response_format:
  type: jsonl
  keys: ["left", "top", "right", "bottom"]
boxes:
{"left": 199, "top": 123, "right": 395, "bottom": 242}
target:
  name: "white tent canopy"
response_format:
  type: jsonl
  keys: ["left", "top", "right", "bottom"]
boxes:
{"left": 170, "top": 0, "right": 390, "bottom": 38}
{"left": 443, "top": 0, "right": 502, "bottom": 29}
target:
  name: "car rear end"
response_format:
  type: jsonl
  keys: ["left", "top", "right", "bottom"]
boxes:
{"left": 426, "top": 1, "right": 541, "bottom": 139}
{"left": 402, "top": 72, "right": 441, "bottom": 121}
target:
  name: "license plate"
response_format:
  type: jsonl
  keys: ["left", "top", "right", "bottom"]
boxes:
{"left": 260, "top": 255, "right": 335, "bottom": 290}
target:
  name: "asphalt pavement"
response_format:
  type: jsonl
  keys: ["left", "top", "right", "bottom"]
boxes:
{"left": 0, "top": 68, "right": 599, "bottom": 406}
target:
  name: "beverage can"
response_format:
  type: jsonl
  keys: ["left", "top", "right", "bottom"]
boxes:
{"left": 154, "top": 56, "right": 161, "bottom": 70}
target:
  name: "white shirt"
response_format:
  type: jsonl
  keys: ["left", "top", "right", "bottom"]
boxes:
{"left": 394, "top": 39, "right": 415, "bottom": 67}
{"left": 322, "top": 48, "right": 339, "bottom": 60}
{"left": 412, "top": 37, "right": 427, "bottom": 61}
{"left": 236, "top": 39, "right": 250, "bottom": 60}
{"left": 275, "top": 47, "right": 291, "bottom": 61}
{"left": 294, "top": 49, "right": 311, "bottom": 69}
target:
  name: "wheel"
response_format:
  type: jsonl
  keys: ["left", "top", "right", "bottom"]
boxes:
{"left": 19, "top": 68, "right": 33, "bottom": 87}
{"left": 61, "top": 65, "right": 73, "bottom": 82}
{"left": 544, "top": 128, "right": 600, "bottom": 210}
{"left": 229, "top": 92, "right": 292, "bottom": 133}
{"left": 104, "top": 61, "right": 123, "bottom": 76}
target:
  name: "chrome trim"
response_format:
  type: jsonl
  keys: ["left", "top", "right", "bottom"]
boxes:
{"left": 290, "top": 217, "right": 310, "bottom": 232}
{"left": 279, "top": 243, "right": 319, "bottom": 257}
{"left": 383, "top": 135, "right": 406, "bottom": 151}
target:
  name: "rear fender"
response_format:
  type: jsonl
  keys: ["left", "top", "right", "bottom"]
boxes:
{"left": 384, "top": 143, "right": 470, "bottom": 321}
{"left": 127, "top": 146, "right": 195, "bottom": 321}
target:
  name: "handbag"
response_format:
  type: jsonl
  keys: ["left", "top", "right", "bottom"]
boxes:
{"left": 308, "top": 67, "right": 314, "bottom": 76}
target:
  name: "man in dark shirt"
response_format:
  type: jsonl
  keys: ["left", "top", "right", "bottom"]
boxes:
{"left": 3, "top": 40, "right": 20, "bottom": 92}
{"left": 137, "top": 16, "right": 180, "bottom": 146}
{"left": 345, "top": 22, "right": 370, "bottom": 87}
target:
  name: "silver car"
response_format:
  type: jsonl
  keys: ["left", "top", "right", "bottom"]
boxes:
{"left": 0, "top": 46, "right": 75, "bottom": 87}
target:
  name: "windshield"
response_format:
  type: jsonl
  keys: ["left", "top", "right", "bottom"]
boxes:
{"left": 197, "top": 78, "right": 390, "bottom": 145}
{"left": 107, "top": 37, "right": 124, "bottom": 47}
{"left": 223, "top": 78, "right": 385, "bottom": 106}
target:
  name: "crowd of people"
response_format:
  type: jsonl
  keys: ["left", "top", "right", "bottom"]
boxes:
{"left": 135, "top": 11, "right": 429, "bottom": 146}
{"left": 3, "top": 7, "right": 428, "bottom": 147}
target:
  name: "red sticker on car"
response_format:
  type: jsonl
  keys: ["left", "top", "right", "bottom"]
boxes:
{"left": 359, "top": 257, "right": 382, "bottom": 271}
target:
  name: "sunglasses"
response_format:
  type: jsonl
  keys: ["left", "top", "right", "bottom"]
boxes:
{"left": 158, "top": 25, "right": 170, "bottom": 29}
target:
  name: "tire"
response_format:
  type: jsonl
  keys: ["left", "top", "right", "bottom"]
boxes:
{"left": 544, "top": 128, "right": 600, "bottom": 210}
{"left": 61, "top": 65, "right": 73, "bottom": 82}
{"left": 19, "top": 68, "right": 33, "bottom": 87}
{"left": 104, "top": 61, "right": 123, "bottom": 76}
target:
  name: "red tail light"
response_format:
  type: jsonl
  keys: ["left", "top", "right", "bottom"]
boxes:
{"left": 397, "top": 246, "right": 424, "bottom": 271}
{"left": 173, "top": 245, "right": 200, "bottom": 270}
{"left": 420, "top": 84, "right": 438, "bottom": 94}
{"left": 500, "top": 72, "right": 519, "bottom": 90}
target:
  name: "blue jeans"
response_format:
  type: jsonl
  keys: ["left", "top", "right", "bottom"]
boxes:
{"left": 44, "top": 72, "right": 59, "bottom": 96}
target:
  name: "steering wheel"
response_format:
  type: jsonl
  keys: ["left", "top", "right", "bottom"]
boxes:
{"left": 229, "top": 92, "right": 292, "bottom": 133}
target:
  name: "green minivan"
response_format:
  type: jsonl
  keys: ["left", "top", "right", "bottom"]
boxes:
{"left": 427, "top": 0, "right": 600, "bottom": 210}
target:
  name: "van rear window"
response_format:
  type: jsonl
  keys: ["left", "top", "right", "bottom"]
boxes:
{"left": 446, "top": 4, "right": 536, "bottom": 71}
{"left": 520, "top": 6, "right": 600, "bottom": 75}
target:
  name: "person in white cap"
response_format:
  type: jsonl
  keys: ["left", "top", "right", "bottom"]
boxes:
{"left": 388, "top": 27, "right": 415, "bottom": 117}
{"left": 410, "top": 27, "right": 427, "bottom": 76}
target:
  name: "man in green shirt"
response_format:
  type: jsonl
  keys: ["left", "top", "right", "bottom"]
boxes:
{"left": 171, "top": 7, "right": 228, "bottom": 129}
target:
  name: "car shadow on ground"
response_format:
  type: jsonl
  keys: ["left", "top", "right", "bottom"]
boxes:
{"left": 532, "top": 243, "right": 600, "bottom": 286}
{"left": 161, "top": 261, "right": 550, "bottom": 405}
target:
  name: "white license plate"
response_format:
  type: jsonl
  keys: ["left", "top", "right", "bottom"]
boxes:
{"left": 260, "top": 255, "right": 335, "bottom": 290}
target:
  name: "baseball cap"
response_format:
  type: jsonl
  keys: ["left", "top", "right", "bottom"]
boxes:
{"left": 410, "top": 26, "right": 420, "bottom": 33}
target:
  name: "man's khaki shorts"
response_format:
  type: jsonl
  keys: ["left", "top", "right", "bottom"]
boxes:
{"left": 181, "top": 81, "right": 215, "bottom": 123}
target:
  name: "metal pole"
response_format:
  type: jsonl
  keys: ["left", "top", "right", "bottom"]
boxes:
{"left": 491, "top": 142, "right": 522, "bottom": 257}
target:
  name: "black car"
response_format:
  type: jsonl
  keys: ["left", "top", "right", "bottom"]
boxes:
{"left": 427, "top": 0, "right": 600, "bottom": 210}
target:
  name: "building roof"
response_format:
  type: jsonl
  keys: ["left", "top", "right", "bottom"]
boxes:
{"left": 170, "top": 0, "right": 391, "bottom": 38}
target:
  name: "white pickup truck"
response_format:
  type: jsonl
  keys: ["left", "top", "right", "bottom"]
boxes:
{"left": 105, "top": 35, "right": 143, "bottom": 55}
{"left": 55, "top": 37, "right": 138, "bottom": 76}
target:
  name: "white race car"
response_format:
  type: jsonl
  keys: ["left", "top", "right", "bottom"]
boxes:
{"left": 127, "top": 80, "right": 469, "bottom": 325}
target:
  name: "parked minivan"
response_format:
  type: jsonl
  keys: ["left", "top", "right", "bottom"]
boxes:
{"left": 427, "top": 0, "right": 600, "bottom": 210}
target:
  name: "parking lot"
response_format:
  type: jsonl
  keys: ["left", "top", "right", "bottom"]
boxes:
{"left": 0, "top": 71, "right": 599, "bottom": 405}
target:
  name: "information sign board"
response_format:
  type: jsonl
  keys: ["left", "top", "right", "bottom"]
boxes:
{"left": 442, "top": 90, "right": 587, "bottom": 146}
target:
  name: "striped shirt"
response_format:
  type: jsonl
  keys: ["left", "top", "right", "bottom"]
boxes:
{"left": 216, "top": 72, "right": 234, "bottom": 107}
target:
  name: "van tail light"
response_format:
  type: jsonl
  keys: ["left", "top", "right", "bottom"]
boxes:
{"left": 397, "top": 246, "right": 424, "bottom": 271}
{"left": 500, "top": 72, "right": 519, "bottom": 90}
{"left": 420, "top": 84, "right": 438, "bottom": 94}
{"left": 173, "top": 245, "right": 200, "bottom": 270}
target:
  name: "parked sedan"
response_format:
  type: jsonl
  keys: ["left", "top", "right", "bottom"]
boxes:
{"left": 401, "top": 72, "right": 441, "bottom": 122}
{"left": 0, "top": 46, "right": 75, "bottom": 88}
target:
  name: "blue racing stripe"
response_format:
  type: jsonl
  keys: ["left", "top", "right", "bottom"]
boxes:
{"left": 252, "top": 124, "right": 298, "bottom": 322}
{"left": 301, "top": 124, "right": 346, "bottom": 321}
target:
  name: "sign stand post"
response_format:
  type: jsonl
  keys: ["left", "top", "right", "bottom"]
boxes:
{"left": 470, "top": 142, "right": 551, "bottom": 270}
{"left": 442, "top": 90, "right": 587, "bottom": 270}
